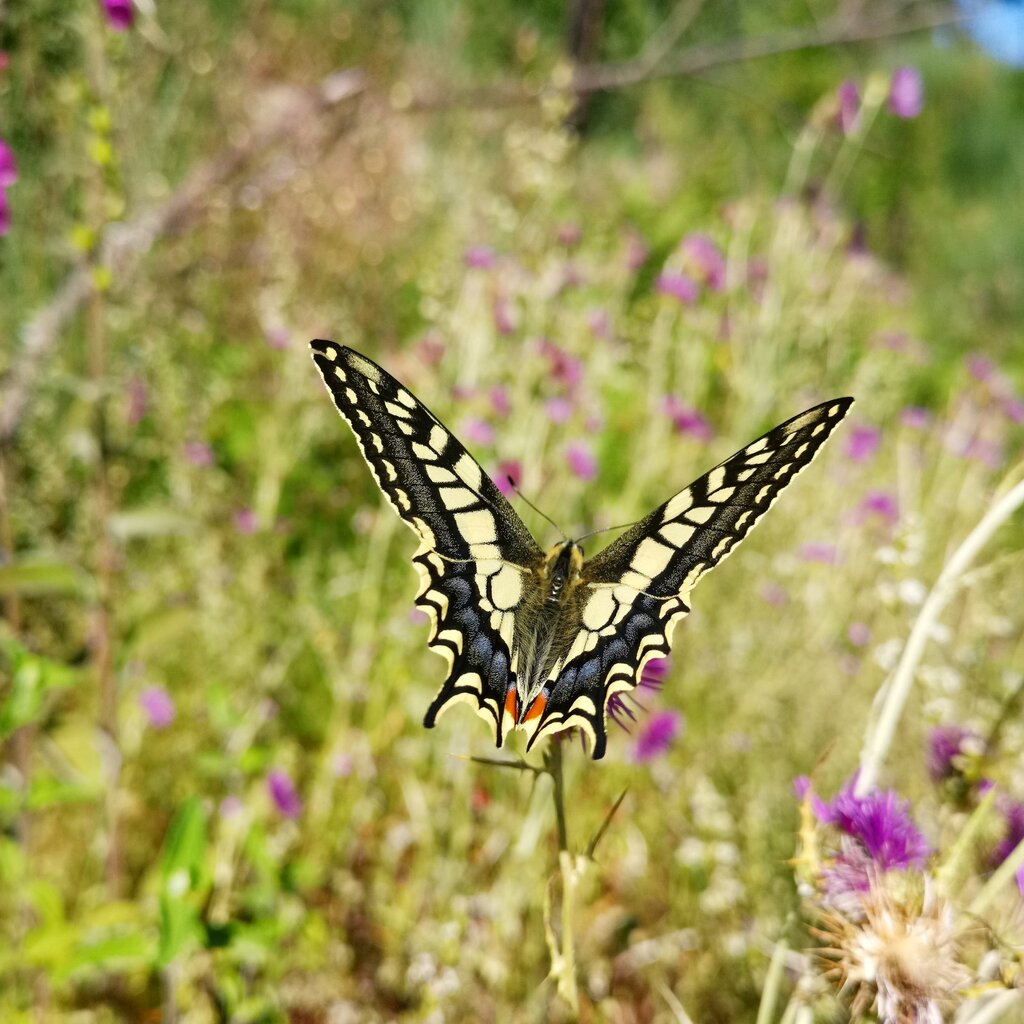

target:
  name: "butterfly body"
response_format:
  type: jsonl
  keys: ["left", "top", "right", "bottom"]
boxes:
{"left": 310, "top": 340, "right": 853, "bottom": 760}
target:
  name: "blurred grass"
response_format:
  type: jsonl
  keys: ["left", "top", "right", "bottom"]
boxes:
{"left": 1, "top": 2, "right": 1023, "bottom": 1022}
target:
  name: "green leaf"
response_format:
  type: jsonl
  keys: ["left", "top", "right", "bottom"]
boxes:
{"left": 0, "top": 559, "right": 85, "bottom": 596}
{"left": 0, "top": 637, "right": 78, "bottom": 740}
{"left": 158, "top": 797, "right": 209, "bottom": 965}
{"left": 108, "top": 508, "right": 194, "bottom": 540}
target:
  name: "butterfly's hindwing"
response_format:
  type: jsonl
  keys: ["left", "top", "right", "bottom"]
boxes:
{"left": 525, "top": 397, "right": 854, "bottom": 757}
{"left": 310, "top": 341, "right": 544, "bottom": 744}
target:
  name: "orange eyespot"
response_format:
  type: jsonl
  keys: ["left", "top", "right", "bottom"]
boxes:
{"left": 523, "top": 691, "right": 547, "bottom": 722}
{"left": 504, "top": 686, "right": 518, "bottom": 721}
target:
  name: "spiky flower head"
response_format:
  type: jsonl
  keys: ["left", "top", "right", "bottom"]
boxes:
{"left": 815, "top": 877, "right": 968, "bottom": 1024}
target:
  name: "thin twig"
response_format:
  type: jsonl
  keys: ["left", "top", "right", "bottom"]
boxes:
{"left": 407, "top": 4, "right": 961, "bottom": 111}
{"left": 585, "top": 788, "right": 628, "bottom": 859}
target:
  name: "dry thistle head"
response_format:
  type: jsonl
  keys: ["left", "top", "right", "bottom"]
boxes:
{"left": 814, "top": 876, "right": 969, "bottom": 1023}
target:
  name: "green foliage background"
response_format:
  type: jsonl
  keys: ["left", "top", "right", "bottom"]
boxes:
{"left": 1, "top": 2, "right": 1022, "bottom": 1021}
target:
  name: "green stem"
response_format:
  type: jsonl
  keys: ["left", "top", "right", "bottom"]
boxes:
{"left": 549, "top": 740, "right": 568, "bottom": 852}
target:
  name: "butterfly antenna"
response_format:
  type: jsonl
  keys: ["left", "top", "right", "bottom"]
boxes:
{"left": 575, "top": 520, "right": 637, "bottom": 544}
{"left": 506, "top": 477, "right": 566, "bottom": 541}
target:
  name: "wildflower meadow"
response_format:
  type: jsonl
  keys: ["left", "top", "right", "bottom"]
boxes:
{"left": 2, "top": 2, "right": 1024, "bottom": 1022}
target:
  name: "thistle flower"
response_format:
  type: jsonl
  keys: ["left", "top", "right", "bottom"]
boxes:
{"left": 632, "top": 710, "right": 682, "bottom": 762}
{"left": 545, "top": 396, "right": 573, "bottom": 424}
{"left": 233, "top": 508, "right": 258, "bottom": 534}
{"left": 900, "top": 406, "right": 932, "bottom": 430}
{"left": 0, "top": 139, "right": 16, "bottom": 188}
{"left": 565, "top": 441, "right": 597, "bottom": 481}
{"left": 848, "top": 622, "right": 871, "bottom": 647}
{"left": 837, "top": 80, "right": 861, "bottom": 134}
{"left": 680, "top": 233, "right": 726, "bottom": 291}
{"left": 845, "top": 424, "right": 881, "bottom": 463}
{"left": 458, "top": 417, "right": 495, "bottom": 446}
{"left": 814, "top": 776, "right": 931, "bottom": 872}
{"left": 463, "top": 245, "right": 496, "bottom": 270}
{"left": 888, "top": 67, "right": 924, "bottom": 119}
{"left": 662, "top": 396, "right": 713, "bottom": 442}
{"left": 267, "top": 768, "right": 303, "bottom": 819}
{"left": 852, "top": 490, "right": 899, "bottom": 527}
{"left": 0, "top": 188, "right": 9, "bottom": 236}
{"left": 537, "top": 340, "right": 583, "bottom": 392}
{"left": 927, "top": 725, "right": 981, "bottom": 783}
{"left": 493, "top": 460, "right": 522, "bottom": 496}
{"left": 101, "top": 0, "right": 134, "bottom": 30}
{"left": 607, "top": 658, "right": 670, "bottom": 732}
{"left": 489, "top": 386, "right": 510, "bottom": 418}
{"left": 992, "top": 797, "right": 1024, "bottom": 895}
{"left": 800, "top": 542, "right": 840, "bottom": 565}
{"left": 183, "top": 441, "right": 214, "bottom": 467}
{"left": 816, "top": 878, "right": 969, "bottom": 1023}
{"left": 655, "top": 271, "right": 698, "bottom": 305}
{"left": 139, "top": 686, "right": 176, "bottom": 728}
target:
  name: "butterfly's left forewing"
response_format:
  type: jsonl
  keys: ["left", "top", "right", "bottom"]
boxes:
{"left": 309, "top": 341, "right": 545, "bottom": 743}
{"left": 526, "top": 397, "right": 853, "bottom": 758}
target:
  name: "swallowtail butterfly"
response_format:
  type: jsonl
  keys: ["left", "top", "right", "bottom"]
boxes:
{"left": 311, "top": 341, "right": 852, "bottom": 759}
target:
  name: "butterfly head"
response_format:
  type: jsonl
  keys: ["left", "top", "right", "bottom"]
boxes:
{"left": 543, "top": 541, "right": 584, "bottom": 605}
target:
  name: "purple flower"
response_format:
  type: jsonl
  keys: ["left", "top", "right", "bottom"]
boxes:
{"left": 556, "top": 223, "right": 581, "bottom": 247}
{"left": 234, "top": 508, "right": 258, "bottom": 534}
{"left": 538, "top": 340, "right": 583, "bottom": 392}
{"left": 545, "top": 396, "right": 573, "bottom": 424}
{"left": 494, "top": 459, "right": 522, "bottom": 496}
{"left": 966, "top": 352, "right": 995, "bottom": 382}
{"left": 1001, "top": 395, "right": 1024, "bottom": 424}
{"left": 0, "top": 188, "right": 9, "bottom": 237}
{"left": 655, "top": 271, "right": 698, "bottom": 305}
{"left": 608, "top": 658, "right": 671, "bottom": 731}
{"left": 852, "top": 489, "right": 899, "bottom": 526}
{"left": 992, "top": 798, "right": 1024, "bottom": 895}
{"left": 625, "top": 230, "right": 649, "bottom": 272}
{"left": 586, "top": 307, "right": 611, "bottom": 339}
{"left": 662, "top": 396, "right": 713, "bottom": 442}
{"left": 459, "top": 417, "right": 495, "bottom": 446}
{"left": 681, "top": 233, "right": 726, "bottom": 291}
{"left": 0, "top": 139, "right": 16, "bottom": 188}
{"left": 848, "top": 622, "right": 871, "bottom": 647}
{"left": 837, "top": 79, "right": 861, "bottom": 134}
{"left": 632, "top": 711, "right": 682, "bottom": 762}
{"left": 640, "top": 658, "right": 669, "bottom": 689}
{"left": 126, "top": 376, "right": 148, "bottom": 425}
{"left": 900, "top": 406, "right": 932, "bottom": 430}
{"left": 566, "top": 441, "right": 597, "bottom": 481}
{"left": 800, "top": 542, "right": 840, "bottom": 565}
{"left": 463, "top": 245, "right": 496, "bottom": 270}
{"left": 760, "top": 582, "right": 789, "bottom": 606}
{"left": 101, "top": 0, "right": 134, "bottom": 30}
{"left": 264, "top": 325, "right": 290, "bottom": 350}
{"left": 267, "top": 768, "right": 303, "bottom": 819}
{"left": 888, "top": 67, "right": 923, "bottom": 119}
{"left": 489, "top": 386, "right": 511, "bottom": 418}
{"left": 845, "top": 424, "right": 881, "bottom": 463}
{"left": 493, "top": 294, "right": 516, "bottom": 335}
{"left": 807, "top": 776, "right": 931, "bottom": 875}
{"left": 139, "top": 686, "right": 176, "bottom": 729}
{"left": 183, "top": 441, "right": 214, "bottom": 467}
{"left": 927, "top": 725, "right": 981, "bottom": 782}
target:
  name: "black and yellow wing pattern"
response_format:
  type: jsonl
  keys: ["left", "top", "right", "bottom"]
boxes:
{"left": 311, "top": 340, "right": 852, "bottom": 759}
{"left": 522, "top": 398, "right": 854, "bottom": 757}
{"left": 309, "top": 341, "right": 545, "bottom": 740}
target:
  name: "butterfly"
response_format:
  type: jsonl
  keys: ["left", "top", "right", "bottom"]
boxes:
{"left": 310, "top": 341, "right": 853, "bottom": 759}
